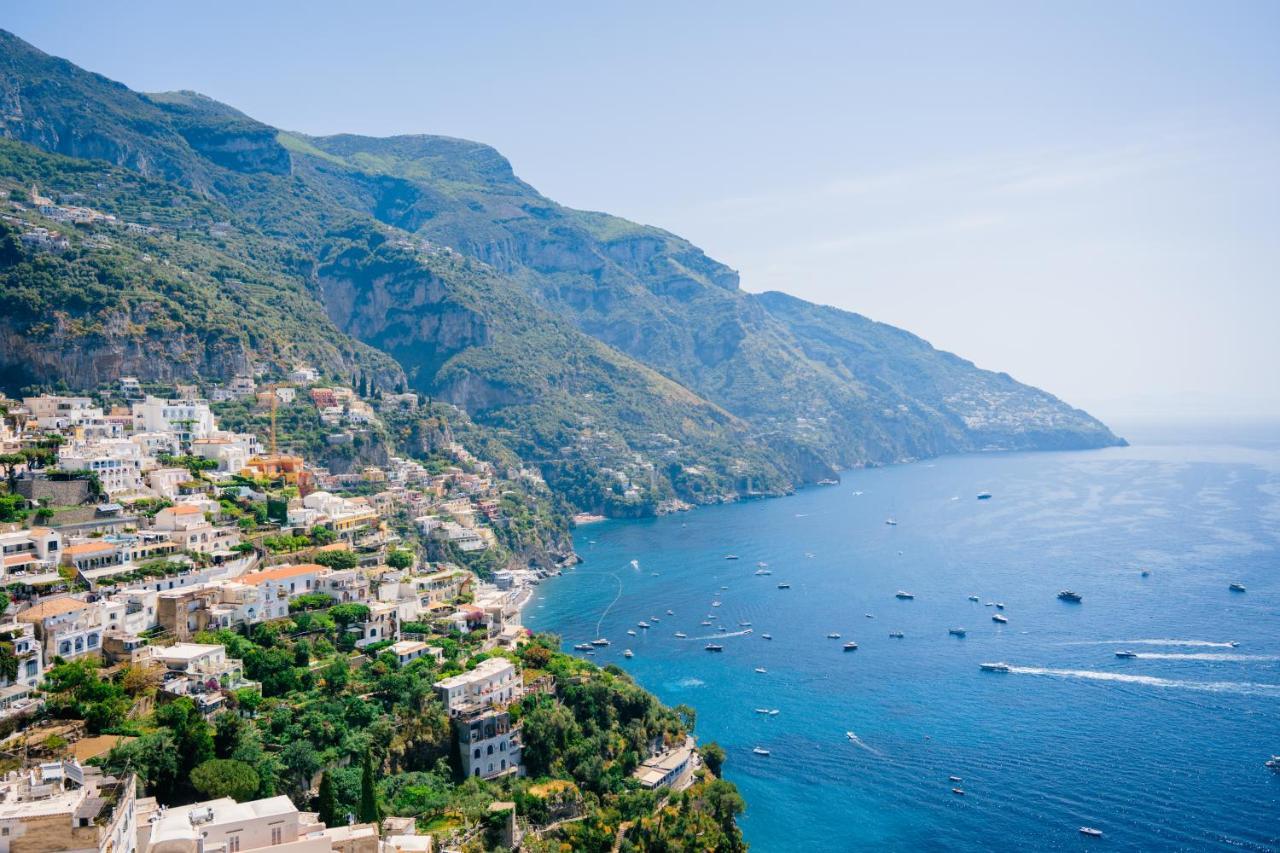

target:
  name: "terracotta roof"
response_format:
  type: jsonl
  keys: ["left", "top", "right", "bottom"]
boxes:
{"left": 64, "top": 541, "right": 116, "bottom": 556}
{"left": 18, "top": 597, "right": 90, "bottom": 621}
{"left": 316, "top": 543, "right": 350, "bottom": 552}
{"left": 3, "top": 554, "right": 36, "bottom": 566}
{"left": 166, "top": 505, "right": 203, "bottom": 515}
{"left": 239, "top": 563, "right": 324, "bottom": 585}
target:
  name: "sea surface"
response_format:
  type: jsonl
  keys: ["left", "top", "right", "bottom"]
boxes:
{"left": 525, "top": 423, "right": 1280, "bottom": 851}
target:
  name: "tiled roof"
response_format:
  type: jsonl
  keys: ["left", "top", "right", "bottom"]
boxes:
{"left": 239, "top": 563, "right": 324, "bottom": 585}
{"left": 18, "top": 597, "right": 90, "bottom": 620}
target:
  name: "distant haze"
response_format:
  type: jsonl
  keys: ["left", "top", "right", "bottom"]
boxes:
{"left": 11, "top": 2, "right": 1279, "bottom": 422}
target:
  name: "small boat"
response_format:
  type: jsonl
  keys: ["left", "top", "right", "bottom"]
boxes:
{"left": 754, "top": 568, "right": 773, "bottom": 576}
{"left": 1230, "top": 583, "right": 1247, "bottom": 592}
{"left": 1229, "top": 641, "right": 1240, "bottom": 648}
{"left": 1057, "top": 590, "right": 1082, "bottom": 603}
{"left": 585, "top": 650, "right": 596, "bottom": 656}
{"left": 768, "top": 709, "right": 780, "bottom": 716}
{"left": 846, "top": 731, "right": 857, "bottom": 741}
{"left": 984, "top": 601, "right": 994, "bottom": 607}
{"left": 948, "top": 628, "right": 967, "bottom": 637}
{"left": 1265, "top": 755, "right": 1280, "bottom": 772}
{"left": 757, "top": 561, "right": 769, "bottom": 568}
{"left": 827, "top": 632, "right": 842, "bottom": 639}
{"left": 762, "top": 633, "right": 773, "bottom": 640}
{"left": 968, "top": 595, "right": 980, "bottom": 602}
{"left": 777, "top": 583, "right": 791, "bottom": 589}
{"left": 666, "top": 609, "right": 675, "bottom": 615}
{"left": 1079, "top": 827, "right": 1103, "bottom": 838}
{"left": 623, "top": 649, "right": 633, "bottom": 658}
{"left": 755, "top": 667, "right": 767, "bottom": 673}
{"left": 725, "top": 555, "right": 740, "bottom": 560}
{"left": 674, "top": 631, "right": 687, "bottom": 638}
{"left": 895, "top": 591, "right": 915, "bottom": 600}
{"left": 721, "top": 585, "right": 729, "bottom": 590}
{"left": 755, "top": 708, "right": 771, "bottom": 714}
{"left": 885, "top": 518, "right": 898, "bottom": 526}
{"left": 952, "top": 788, "right": 965, "bottom": 796}
{"left": 994, "top": 602, "right": 1005, "bottom": 610}
{"left": 650, "top": 617, "right": 661, "bottom": 624}
{"left": 740, "top": 621, "right": 753, "bottom": 627}
{"left": 948, "top": 775, "right": 962, "bottom": 783}
{"left": 1140, "top": 570, "right": 1150, "bottom": 577}
{"left": 889, "top": 631, "right": 905, "bottom": 639}
{"left": 591, "top": 638, "right": 610, "bottom": 646}
{"left": 818, "top": 478, "right": 839, "bottom": 485}
{"left": 977, "top": 492, "right": 992, "bottom": 500}
{"left": 980, "top": 662, "right": 1011, "bottom": 672}
{"left": 700, "top": 620, "right": 713, "bottom": 626}
{"left": 1115, "top": 650, "right": 1137, "bottom": 658}
{"left": 637, "top": 621, "right": 650, "bottom": 629}
{"left": 711, "top": 601, "right": 722, "bottom": 608}
{"left": 630, "top": 559, "right": 640, "bottom": 569}
{"left": 573, "top": 643, "right": 593, "bottom": 651}
{"left": 753, "top": 747, "right": 771, "bottom": 756}
{"left": 865, "top": 613, "right": 874, "bottom": 619}
{"left": 992, "top": 614, "right": 1008, "bottom": 624}
{"left": 705, "top": 643, "right": 724, "bottom": 652}
{"left": 843, "top": 642, "right": 858, "bottom": 651}
{"left": 627, "top": 629, "right": 637, "bottom": 636}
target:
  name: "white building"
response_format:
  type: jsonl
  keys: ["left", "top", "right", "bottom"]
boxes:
{"left": 457, "top": 707, "right": 522, "bottom": 781}
{"left": 0, "top": 763, "right": 136, "bottom": 853}
{"left": 433, "top": 657, "right": 520, "bottom": 715}
{"left": 58, "top": 439, "right": 146, "bottom": 497}
{"left": 131, "top": 396, "right": 215, "bottom": 444}
{"left": 17, "top": 596, "right": 107, "bottom": 667}
{"left": 137, "top": 792, "right": 377, "bottom": 853}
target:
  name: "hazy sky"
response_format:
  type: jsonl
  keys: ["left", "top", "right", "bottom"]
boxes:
{"left": 9, "top": 2, "right": 1279, "bottom": 422}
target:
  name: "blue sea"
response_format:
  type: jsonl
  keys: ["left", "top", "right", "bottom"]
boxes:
{"left": 525, "top": 424, "right": 1280, "bottom": 851}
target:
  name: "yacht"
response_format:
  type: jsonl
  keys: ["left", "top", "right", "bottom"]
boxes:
{"left": 885, "top": 518, "right": 898, "bottom": 526}
{"left": 623, "top": 649, "right": 633, "bottom": 658}
{"left": 777, "top": 582, "right": 791, "bottom": 589}
{"left": 626, "top": 629, "right": 637, "bottom": 636}
{"left": 637, "top": 621, "right": 650, "bottom": 629}
{"left": 992, "top": 614, "right": 1008, "bottom": 624}
{"left": 984, "top": 601, "right": 994, "bottom": 606}
{"left": 948, "top": 775, "right": 962, "bottom": 783}
{"left": 1079, "top": 827, "right": 1103, "bottom": 838}
{"left": 995, "top": 602, "right": 1005, "bottom": 609}
{"left": 755, "top": 667, "right": 767, "bottom": 674}
{"left": 762, "top": 633, "right": 773, "bottom": 640}
{"left": 711, "top": 601, "right": 722, "bottom": 608}
{"left": 725, "top": 554, "right": 740, "bottom": 560}
{"left": 968, "top": 595, "right": 980, "bottom": 602}
{"left": 977, "top": 492, "right": 992, "bottom": 500}
{"left": 768, "top": 709, "right": 780, "bottom": 716}
{"left": 1230, "top": 583, "right": 1247, "bottom": 592}
{"left": 700, "top": 620, "right": 713, "bottom": 626}
{"left": 705, "top": 643, "right": 724, "bottom": 652}
{"left": 948, "top": 628, "right": 967, "bottom": 637}
{"left": 754, "top": 568, "right": 773, "bottom": 576}
{"left": 843, "top": 642, "right": 859, "bottom": 651}
{"left": 827, "top": 632, "right": 842, "bottom": 639}
{"left": 980, "top": 662, "right": 1011, "bottom": 672}
{"left": 1115, "top": 650, "right": 1138, "bottom": 658}
{"left": 952, "top": 788, "right": 965, "bottom": 796}
{"left": 573, "top": 643, "right": 593, "bottom": 651}
{"left": 591, "top": 638, "right": 610, "bottom": 646}
{"left": 739, "top": 621, "right": 752, "bottom": 627}
{"left": 753, "top": 747, "right": 771, "bottom": 756}
{"left": 755, "top": 708, "right": 771, "bottom": 714}
{"left": 895, "top": 591, "right": 915, "bottom": 600}
{"left": 1057, "top": 590, "right": 1083, "bottom": 602}
{"left": 818, "top": 478, "right": 839, "bottom": 485}
{"left": 889, "top": 631, "right": 905, "bottom": 639}
{"left": 865, "top": 613, "right": 875, "bottom": 619}
{"left": 674, "top": 631, "right": 687, "bottom": 638}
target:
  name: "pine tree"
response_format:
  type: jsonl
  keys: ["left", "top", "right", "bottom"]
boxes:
{"left": 316, "top": 770, "right": 339, "bottom": 828}
{"left": 357, "top": 752, "right": 381, "bottom": 826}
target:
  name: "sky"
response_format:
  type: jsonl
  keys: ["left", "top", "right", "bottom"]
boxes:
{"left": 8, "top": 2, "right": 1280, "bottom": 422}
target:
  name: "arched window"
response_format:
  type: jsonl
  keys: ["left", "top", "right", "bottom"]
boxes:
{"left": 499, "top": 742, "right": 506, "bottom": 752}
{"left": 487, "top": 745, "right": 494, "bottom": 755}
{"left": 473, "top": 748, "right": 480, "bottom": 759}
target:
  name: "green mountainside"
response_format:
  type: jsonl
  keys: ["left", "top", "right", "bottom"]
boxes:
{"left": 0, "top": 29, "right": 1122, "bottom": 514}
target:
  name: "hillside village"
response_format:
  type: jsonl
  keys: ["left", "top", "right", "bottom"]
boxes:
{"left": 0, "top": 370, "right": 732, "bottom": 852}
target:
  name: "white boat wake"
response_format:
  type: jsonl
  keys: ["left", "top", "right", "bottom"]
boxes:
{"left": 1007, "top": 666, "right": 1280, "bottom": 697}
{"left": 689, "top": 629, "right": 754, "bottom": 641}
{"left": 1130, "top": 653, "right": 1280, "bottom": 662}
{"left": 845, "top": 732, "right": 882, "bottom": 756}
{"left": 1061, "top": 639, "right": 1239, "bottom": 649}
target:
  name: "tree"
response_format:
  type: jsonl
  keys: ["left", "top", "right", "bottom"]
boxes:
{"left": 280, "top": 739, "right": 321, "bottom": 795}
{"left": 314, "top": 550, "right": 358, "bottom": 571}
{"left": 155, "top": 697, "right": 215, "bottom": 785}
{"left": 701, "top": 742, "right": 726, "bottom": 777}
{"left": 357, "top": 751, "right": 382, "bottom": 825}
{"left": 316, "top": 770, "right": 341, "bottom": 828}
{"left": 191, "top": 759, "right": 260, "bottom": 802}
{"left": 385, "top": 549, "right": 413, "bottom": 570}
{"left": 102, "top": 731, "right": 180, "bottom": 802}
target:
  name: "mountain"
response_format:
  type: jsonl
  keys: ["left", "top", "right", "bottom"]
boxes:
{"left": 0, "top": 30, "right": 1122, "bottom": 514}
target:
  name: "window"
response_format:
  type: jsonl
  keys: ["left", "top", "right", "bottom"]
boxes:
{"left": 473, "top": 748, "right": 480, "bottom": 759}
{"left": 228, "top": 836, "right": 240, "bottom": 852}
{"left": 270, "top": 826, "right": 282, "bottom": 845}
{"left": 487, "top": 745, "right": 494, "bottom": 755}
